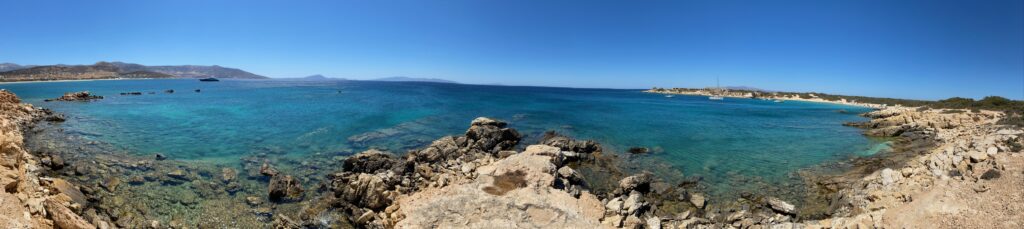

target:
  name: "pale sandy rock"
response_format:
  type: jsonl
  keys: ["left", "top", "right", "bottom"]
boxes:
{"left": 395, "top": 145, "right": 609, "bottom": 228}
{"left": 766, "top": 197, "right": 795, "bottom": 214}
{"left": 606, "top": 197, "right": 624, "bottom": 213}
{"left": 618, "top": 172, "right": 653, "bottom": 193}
{"left": 603, "top": 214, "right": 623, "bottom": 227}
{"left": 880, "top": 168, "right": 900, "bottom": 187}
{"left": 44, "top": 198, "right": 96, "bottom": 229}
{"left": 623, "top": 215, "right": 643, "bottom": 228}
{"left": 987, "top": 146, "right": 998, "bottom": 155}
{"left": 689, "top": 192, "right": 705, "bottom": 209}
{"left": 968, "top": 151, "right": 988, "bottom": 163}
{"left": 474, "top": 145, "right": 559, "bottom": 188}
{"left": 624, "top": 190, "right": 644, "bottom": 215}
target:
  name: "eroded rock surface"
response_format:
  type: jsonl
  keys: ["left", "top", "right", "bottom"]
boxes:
{"left": 396, "top": 145, "right": 606, "bottom": 228}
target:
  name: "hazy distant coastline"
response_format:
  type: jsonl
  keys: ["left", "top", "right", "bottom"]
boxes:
{"left": 646, "top": 87, "right": 889, "bottom": 108}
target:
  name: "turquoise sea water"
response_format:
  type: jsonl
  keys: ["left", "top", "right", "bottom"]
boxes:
{"left": 3, "top": 79, "right": 884, "bottom": 200}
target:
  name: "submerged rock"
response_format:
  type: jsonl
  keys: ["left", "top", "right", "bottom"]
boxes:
{"left": 259, "top": 162, "right": 279, "bottom": 177}
{"left": 100, "top": 177, "right": 120, "bottom": 192}
{"left": 268, "top": 174, "right": 304, "bottom": 202}
{"left": 167, "top": 169, "right": 188, "bottom": 179}
{"left": 245, "top": 196, "right": 263, "bottom": 206}
{"left": 221, "top": 167, "right": 237, "bottom": 183}
{"left": 628, "top": 147, "right": 650, "bottom": 154}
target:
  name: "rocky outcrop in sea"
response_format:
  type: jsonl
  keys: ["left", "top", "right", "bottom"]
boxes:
{"left": 43, "top": 91, "right": 104, "bottom": 102}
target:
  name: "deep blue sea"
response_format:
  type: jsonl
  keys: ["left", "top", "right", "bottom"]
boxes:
{"left": 2, "top": 79, "right": 886, "bottom": 199}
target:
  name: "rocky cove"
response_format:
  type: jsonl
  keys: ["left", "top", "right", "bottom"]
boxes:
{"left": 1, "top": 89, "right": 1022, "bottom": 228}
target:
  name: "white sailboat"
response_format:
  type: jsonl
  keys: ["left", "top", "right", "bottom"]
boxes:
{"left": 709, "top": 77, "right": 724, "bottom": 100}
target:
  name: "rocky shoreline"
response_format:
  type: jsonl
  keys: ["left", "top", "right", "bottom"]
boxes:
{"left": 2, "top": 89, "right": 1021, "bottom": 228}
{"left": 1, "top": 89, "right": 96, "bottom": 228}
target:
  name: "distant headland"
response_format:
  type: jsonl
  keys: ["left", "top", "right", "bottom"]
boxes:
{"left": 0, "top": 61, "right": 268, "bottom": 82}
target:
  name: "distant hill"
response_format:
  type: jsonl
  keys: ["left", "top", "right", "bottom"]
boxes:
{"left": 278, "top": 74, "right": 347, "bottom": 81}
{"left": 372, "top": 76, "right": 457, "bottom": 84}
{"left": 117, "top": 71, "right": 177, "bottom": 79}
{"left": 304, "top": 74, "right": 328, "bottom": 80}
{"left": 0, "top": 61, "right": 267, "bottom": 82}
{"left": 108, "top": 62, "right": 267, "bottom": 79}
{"left": 0, "top": 62, "right": 177, "bottom": 82}
{"left": 0, "top": 63, "right": 31, "bottom": 72}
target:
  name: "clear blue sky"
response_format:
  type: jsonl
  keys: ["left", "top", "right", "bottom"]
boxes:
{"left": 1, "top": 0, "right": 1021, "bottom": 100}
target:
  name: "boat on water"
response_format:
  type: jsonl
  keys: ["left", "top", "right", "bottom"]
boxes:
{"left": 708, "top": 77, "right": 725, "bottom": 100}
{"left": 199, "top": 78, "right": 220, "bottom": 82}
{"left": 774, "top": 99, "right": 783, "bottom": 103}
{"left": 665, "top": 95, "right": 675, "bottom": 98}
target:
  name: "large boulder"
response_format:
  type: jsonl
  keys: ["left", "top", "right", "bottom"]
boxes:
{"left": 407, "top": 117, "right": 522, "bottom": 162}
{"left": 464, "top": 117, "right": 521, "bottom": 154}
{"left": 618, "top": 172, "right": 654, "bottom": 194}
{"left": 330, "top": 173, "right": 394, "bottom": 210}
{"left": 343, "top": 149, "right": 405, "bottom": 174}
{"left": 407, "top": 136, "right": 462, "bottom": 163}
{"left": 48, "top": 178, "right": 87, "bottom": 207}
{"left": 540, "top": 131, "right": 601, "bottom": 161}
{"left": 268, "top": 174, "right": 304, "bottom": 202}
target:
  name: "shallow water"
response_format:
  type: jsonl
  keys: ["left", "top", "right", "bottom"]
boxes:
{"left": 3, "top": 79, "right": 885, "bottom": 200}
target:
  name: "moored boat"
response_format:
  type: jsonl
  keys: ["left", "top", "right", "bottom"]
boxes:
{"left": 199, "top": 78, "right": 220, "bottom": 82}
